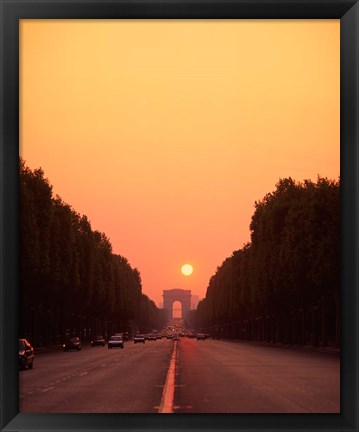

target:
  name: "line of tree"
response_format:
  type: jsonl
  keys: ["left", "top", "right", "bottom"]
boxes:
{"left": 19, "top": 158, "right": 166, "bottom": 346}
{"left": 193, "top": 177, "right": 340, "bottom": 348}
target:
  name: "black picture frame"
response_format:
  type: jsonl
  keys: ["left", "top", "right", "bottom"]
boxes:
{"left": 0, "top": 1, "right": 358, "bottom": 431}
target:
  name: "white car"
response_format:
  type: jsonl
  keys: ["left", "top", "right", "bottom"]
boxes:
{"left": 108, "top": 335, "right": 124, "bottom": 349}
{"left": 133, "top": 334, "right": 145, "bottom": 344}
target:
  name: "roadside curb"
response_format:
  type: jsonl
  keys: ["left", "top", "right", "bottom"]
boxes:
{"left": 222, "top": 339, "right": 340, "bottom": 355}
{"left": 34, "top": 342, "right": 92, "bottom": 354}
{"left": 34, "top": 345, "right": 62, "bottom": 354}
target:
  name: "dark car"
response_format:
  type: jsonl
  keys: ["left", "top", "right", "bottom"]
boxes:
{"left": 91, "top": 335, "right": 106, "bottom": 347}
{"left": 19, "top": 339, "right": 34, "bottom": 370}
{"left": 108, "top": 335, "right": 124, "bottom": 349}
{"left": 197, "top": 333, "right": 206, "bottom": 341}
{"left": 63, "top": 337, "right": 82, "bottom": 351}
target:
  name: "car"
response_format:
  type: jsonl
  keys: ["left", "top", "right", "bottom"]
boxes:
{"left": 91, "top": 335, "right": 106, "bottom": 347}
{"left": 63, "top": 337, "right": 82, "bottom": 351}
{"left": 147, "top": 334, "right": 157, "bottom": 341}
{"left": 108, "top": 335, "right": 124, "bottom": 349}
{"left": 197, "top": 333, "right": 206, "bottom": 341}
{"left": 166, "top": 334, "right": 174, "bottom": 340}
{"left": 19, "top": 338, "right": 34, "bottom": 370}
{"left": 133, "top": 334, "right": 145, "bottom": 344}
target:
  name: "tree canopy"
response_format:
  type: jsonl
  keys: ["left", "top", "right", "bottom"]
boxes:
{"left": 194, "top": 176, "right": 339, "bottom": 346}
{"left": 19, "top": 158, "right": 165, "bottom": 345}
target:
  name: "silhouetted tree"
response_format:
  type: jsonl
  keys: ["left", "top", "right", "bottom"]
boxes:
{"left": 19, "top": 158, "right": 164, "bottom": 345}
{"left": 194, "top": 176, "right": 340, "bottom": 347}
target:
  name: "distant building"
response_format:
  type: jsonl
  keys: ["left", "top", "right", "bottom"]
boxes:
{"left": 160, "top": 291, "right": 201, "bottom": 317}
{"left": 163, "top": 289, "right": 191, "bottom": 319}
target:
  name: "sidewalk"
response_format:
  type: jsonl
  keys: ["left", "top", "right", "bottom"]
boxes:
{"left": 34, "top": 344, "right": 63, "bottom": 354}
{"left": 34, "top": 342, "right": 91, "bottom": 354}
{"left": 224, "top": 338, "right": 340, "bottom": 355}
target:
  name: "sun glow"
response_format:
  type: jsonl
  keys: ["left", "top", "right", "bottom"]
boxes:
{"left": 20, "top": 20, "right": 339, "bottom": 306}
{"left": 181, "top": 264, "right": 193, "bottom": 276}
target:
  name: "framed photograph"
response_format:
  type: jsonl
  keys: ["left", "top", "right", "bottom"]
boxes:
{"left": 1, "top": 0, "right": 358, "bottom": 431}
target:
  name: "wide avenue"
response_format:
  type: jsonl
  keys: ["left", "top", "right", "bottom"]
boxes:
{"left": 20, "top": 337, "right": 339, "bottom": 413}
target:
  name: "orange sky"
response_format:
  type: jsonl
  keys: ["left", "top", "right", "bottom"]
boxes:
{"left": 20, "top": 20, "right": 340, "bottom": 307}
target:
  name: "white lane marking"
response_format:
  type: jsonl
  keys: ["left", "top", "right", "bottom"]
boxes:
{"left": 41, "top": 386, "right": 54, "bottom": 392}
{"left": 158, "top": 341, "right": 177, "bottom": 414}
{"left": 79, "top": 372, "right": 88, "bottom": 376}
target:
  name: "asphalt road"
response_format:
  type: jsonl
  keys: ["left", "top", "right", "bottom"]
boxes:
{"left": 174, "top": 338, "right": 340, "bottom": 413}
{"left": 20, "top": 337, "right": 340, "bottom": 413}
{"left": 20, "top": 338, "right": 173, "bottom": 413}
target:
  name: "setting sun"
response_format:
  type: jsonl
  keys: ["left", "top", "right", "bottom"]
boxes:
{"left": 17, "top": 17, "right": 340, "bottom": 416}
{"left": 20, "top": 20, "right": 339, "bottom": 306}
{"left": 181, "top": 264, "right": 193, "bottom": 276}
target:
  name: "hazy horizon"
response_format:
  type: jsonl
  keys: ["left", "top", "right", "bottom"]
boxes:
{"left": 20, "top": 19, "right": 339, "bottom": 306}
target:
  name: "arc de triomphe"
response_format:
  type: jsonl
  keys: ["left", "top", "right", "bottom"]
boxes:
{"left": 163, "top": 289, "right": 192, "bottom": 319}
